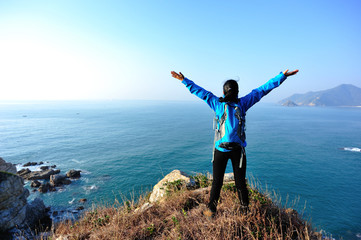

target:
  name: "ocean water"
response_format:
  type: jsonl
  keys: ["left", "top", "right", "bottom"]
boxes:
{"left": 0, "top": 100, "right": 360, "bottom": 239}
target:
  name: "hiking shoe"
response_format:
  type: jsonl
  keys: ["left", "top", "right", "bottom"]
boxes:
{"left": 202, "top": 209, "right": 215, "bottom": 220}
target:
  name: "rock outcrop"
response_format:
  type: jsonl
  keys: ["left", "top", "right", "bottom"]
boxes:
{"left": 38, "top": 182, "right": 56, "bottom": 193}
{"left": 148, "top": 170, "right": 196, "bottom": 203}
{"left": 0, "top": 157, "right": 17, "bottom": 173}
{"left": 17, "top": 165, "right": 81, "bottom": 194}
{"left": 66, "top": 170, "right": 81, "bottom": 179}
{"left": 50, "top": 174, "right": 71, "bottom": 186}
{"left": 23, "top": 162, "right": 39, "bottom": 167}
{"left": 18, "top": 168, "right": 61, "bottom": 180}
{"left": 136, "top": 170, "right": 236, "bottom": 214}
{"left": 0, "top": 171, "right": 30, "bottom": 232}
{"left": 31, "top": 180, "right": 41, "bottom": 188}
{"left": 0, "top": 158, "right": 48, "bottom": 233}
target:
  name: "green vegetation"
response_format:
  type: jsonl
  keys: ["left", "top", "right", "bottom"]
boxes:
{"left": 192, "top": 173, "right": 211, "bottom": 188}
{"left": 164, "top": 179, "right": 186, "bottom": 196}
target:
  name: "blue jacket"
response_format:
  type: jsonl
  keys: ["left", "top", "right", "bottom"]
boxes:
{"left": 182, "top": 72, "right": 287, "bottom": 152}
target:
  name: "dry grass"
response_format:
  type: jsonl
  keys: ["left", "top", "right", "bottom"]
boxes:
{"left": 51, "top": 177, "right": 326, "bottom": 240}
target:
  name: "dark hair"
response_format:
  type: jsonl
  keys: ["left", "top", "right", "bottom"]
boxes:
{"left": 219, "top": 79, "right": 239, "bottom": 103}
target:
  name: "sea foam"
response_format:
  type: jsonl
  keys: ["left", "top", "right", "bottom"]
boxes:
{"left": 342, "top": 147, "right": 361, "bottom": 152}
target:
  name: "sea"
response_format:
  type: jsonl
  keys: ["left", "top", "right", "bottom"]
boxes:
{"left": 0, "top": 100, "right": 360, "bottom": 240}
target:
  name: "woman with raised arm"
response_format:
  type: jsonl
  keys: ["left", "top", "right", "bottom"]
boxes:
{"left": 171, "top": 69, "right": 299, "bottom": 218}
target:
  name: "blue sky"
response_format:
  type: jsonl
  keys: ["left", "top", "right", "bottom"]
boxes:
{"left": 0, "top": 0, "right": 360, "bottom": 101}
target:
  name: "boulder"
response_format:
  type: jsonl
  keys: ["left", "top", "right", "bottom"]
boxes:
{"left": 25, "top": 198, "right": 48, "bottom": 228}
{"left": 40, "top": 166, "right": 49, "bottom": 171}
{"left": 63, "top": 179, "right": 72, "bottom": 185}
{"left": 17, "top": 168, "right": 31, "bottom": 176}
{"left": 224, "top": 173, "right": 234, "bottom": 182}
{"left": 66, "top": 170, "right": 81, "bottom": 179}
{"left": 0, "top": 157, "right": 17, "bottom": 174}
{"left": 20, "top": 169, "right": 61, "bottom": 180}
{"left": 23, "top": 162, "right": 38, "bottom": 167}
{"left": 148, "top": 170, "right": 195, "bottom": 203}
{"left": 38, "top": 183, "right": 50, "bottom": 193}
{"left": 31, "top": 180, "right": 41, "bottom": 188}
{"left": 38, "top": 182, "right": 56, "bottom": 193}
{"left": 50, "top": 174, "right": 67, "bottom": 186}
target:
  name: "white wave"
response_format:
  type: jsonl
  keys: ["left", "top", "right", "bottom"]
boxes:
{"left": 16, "top": 162, "right": 57, "bottom": 172}
{"left": 83, "top": 185, "right": 99, "bottom": 194}
{"left": 87, "top": 185, "right": 98, "bottom": 190}
{"left": 80, "top": 169, "right": 91, "bottom": 174}
{"left": 71, "top": 159, "right": 83, "bottom": 164}
{"left": 68, "top": 198, "right": 76, "bottom": 204}
{"left": 15, "top": 164, "right": 23, "bottom": 171}
{"left": 342, "top": 147, "right": 361, "bottom": 152}
{"left": 356, "top": 233, "right": 361, "bottom": 239}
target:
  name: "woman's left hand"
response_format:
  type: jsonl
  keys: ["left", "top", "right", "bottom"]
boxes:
{"left": 171, "top": 71, "right": 185, "bottom": 81}
{"left": 283, "top": 69, "right": 299, "bottom": 77}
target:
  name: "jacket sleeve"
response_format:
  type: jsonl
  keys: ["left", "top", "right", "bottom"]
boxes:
{"left": 182, "top": 78, "right": 220, "bottom": 112}
{"left": 240, "top": 72, "right": 287, "bottom": 111}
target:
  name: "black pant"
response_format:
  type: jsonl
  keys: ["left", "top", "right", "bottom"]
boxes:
{"left": 208, "top": 149, "right": 249, "bottom": 212}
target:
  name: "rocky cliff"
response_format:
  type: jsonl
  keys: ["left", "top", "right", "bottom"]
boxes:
{"left": 0, "top": 157, "right": 48, "bottom": 234}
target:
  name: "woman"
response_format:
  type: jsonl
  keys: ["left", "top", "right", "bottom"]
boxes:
{"left": 171, "top": 69, "right": 299, "bottom": 217}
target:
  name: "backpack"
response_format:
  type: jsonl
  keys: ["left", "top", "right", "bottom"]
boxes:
{"left": 213, "top": 103, "right": 246, "bottom": 149}
{"left": 212, "top": 103, "right": 246, "bottom": 167}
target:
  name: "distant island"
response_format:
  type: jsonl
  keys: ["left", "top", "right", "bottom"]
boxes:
{"left": 279, "top": 84, "right": 361, "bottom": 107}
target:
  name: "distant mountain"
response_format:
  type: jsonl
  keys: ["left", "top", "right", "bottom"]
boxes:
{"left": 279, "top": 84, "right": 361, "bottom": 107}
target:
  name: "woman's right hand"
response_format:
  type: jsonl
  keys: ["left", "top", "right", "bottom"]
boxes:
{"left": 171, "top": 71, "right": 184, "bottom": 81}
{"left": 283, "top": 69, "right": 299, "bottom": 77}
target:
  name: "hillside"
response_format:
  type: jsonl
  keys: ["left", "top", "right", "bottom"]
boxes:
{"left": 51, "top": 171, "right": 327, "bottom": 240}
{"left": 279, "top": 84, "right": 361, "bottom": 106}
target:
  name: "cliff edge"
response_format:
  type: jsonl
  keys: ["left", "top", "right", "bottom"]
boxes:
{"left": 0, "top": 157, "right": 49, "bottom": 238}
{"left": 53, "top": 169, "right": 326, "bottom": 240}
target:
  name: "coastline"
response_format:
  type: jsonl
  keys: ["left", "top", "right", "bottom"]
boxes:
{"left": 1, "top": 101, "right": 360, "bottom": 239}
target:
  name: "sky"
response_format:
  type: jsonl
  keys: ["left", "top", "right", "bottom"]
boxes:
{"left": 0, "top": 0, "right": 360, "bottom": 102}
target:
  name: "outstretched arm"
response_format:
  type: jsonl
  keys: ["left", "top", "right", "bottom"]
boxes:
{"left": 171, "top": 69, "right": 298, "bottom": 80}
{"left": 170, "top": 70, "right": 220, "bottom": 112}
{"left": 241, "top": 69, "right": 299, "bottom": 111}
